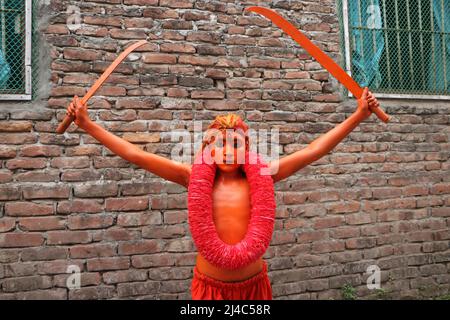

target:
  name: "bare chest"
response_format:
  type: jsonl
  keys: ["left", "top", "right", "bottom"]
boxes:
{"left": 211, "top": 178, "right": 251, "bottom": 243}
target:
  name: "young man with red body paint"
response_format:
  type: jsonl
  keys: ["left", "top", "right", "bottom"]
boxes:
{"left": 67, "top": 88, "right": 379, "bottom": 299}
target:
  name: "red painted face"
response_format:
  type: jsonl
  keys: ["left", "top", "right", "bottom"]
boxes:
{"left": 208, "top": 130, "right": 248, "bottom": 172}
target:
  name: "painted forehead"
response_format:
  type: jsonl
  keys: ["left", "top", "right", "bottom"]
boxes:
{"left": 207, "top": 130, "right": 246, "bottom": 142}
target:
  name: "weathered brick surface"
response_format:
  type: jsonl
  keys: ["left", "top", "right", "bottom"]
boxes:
{"left": 0, "top": 0, "right": 448, "bottom": 300}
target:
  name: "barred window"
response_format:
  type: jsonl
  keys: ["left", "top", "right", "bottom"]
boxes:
{"left": 338, "top": 0, "right": 450, "bottom": 99}
{"left": 0, "top": 0, "right": 37, "bottom": 100}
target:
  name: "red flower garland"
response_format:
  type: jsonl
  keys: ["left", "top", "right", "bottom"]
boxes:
{"left": 188, "top": 149, "right": 276, "bottom": 270}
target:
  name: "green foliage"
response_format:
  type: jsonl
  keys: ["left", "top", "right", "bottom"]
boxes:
{"left": 342, "top": 284, "right": 357, "bottom": 300}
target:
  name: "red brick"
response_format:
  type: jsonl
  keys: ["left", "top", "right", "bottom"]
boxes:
{"left": 407, "top": 231, "right": 434, "bottom": 242}
{"left": 143, "top": 8, "right": 178, "bottom": 19}
{"left": 131, "top": 254, "right": 176, "bottom": 268}
{"left": 63, "top": 48, "right": 102, "bottom": 61}
{"left": 21, "top": 247, "right": 67, "bottom": 261}
{"left": 117, "top": 212, "right": 162, "bottom": 227}
{"left": 0, "top": 218, "right": 16, "bottom": 232}
{"left": 99, "top": 110, "right": 136, "bottom": 121}
{"left": 313, "top": 216, "right": 344, "bottom": 229}
{"left": 0, "top": 186, "right": 20, "bottom": 200}
{"left": 0, "top": 250, "right": 20, "bottom": 264}
{"left": 95, "top": 86, "right": 126, "bottom": 96}
{"left": 162, "top": 20, "right": 192, "bottom": 30}
{"left": 191, "top": 90, "right": 224, "bottom": 99}
{"left": 138, "top": 110, "right": 173, "bottom": 120}
{"left": 50, "top": 157, "right": 90, "bottom": 169}
{"left": 0, "top": 133, "right": 37, "bottom": 144}
{"left": 118, "top": 240, "right": 162, "bottom": 255}
{"left": 308, "top": 190, "right": 340, "bottom": 202}
{"left": 142, "top": 225, "right": 185, "bottom": 239}
{"left": 37, "top": 260, "right": 84, "bottom": 275}
{"left": 166, "top": 239, "right": 194, "bottom": 252}
{"left": 103, "top": 269, "right": 148, "bottom": 284}
{"left": 282, "top": 192, "right": 308, "bottom": 205}
{"left": 0, "top": 121, "right": 33, "bottom": 132}
{"left": 167, "top": 88, "right": 189, "bottom": 97}
{"left": 430, "top": 183, "right": 450, "bottom": 195}
{"left": 205, "top": 68, "right": 228, "bottom": 79}
{"left": 92, "top": 228, "right": 138, "bottom": 242}
{"left": 0, "top": 233, "right": 44, "bottom": 248}
{"left": 160, "top": 43, "right": 195, "bottom": 53}
{"left": 431, "top": 207, "right": 450, "bottom": 217}
{"left": 124, "top": 0, "right": 158, "bottom": 4}
{"left": 345, "top": 238, "right": 377, "bottom": 249}
{"left": 68, "top": 214, "right": 114, "bottom": 230}
{"left": 326, "top": 201, "right": 360, "bottom": 214}
{"left": 0, "top": 146, "right": 16, "bottom": 158}
{"left": 345, "top": 213, "right": 373, "bottom": 225}
{"left": 57, "top": 199, "right": 103, "bottom": 214}
{"left": 186, "top": 31, "right": 220, "bottom": 44}
{"left": 179, "top": 55, "right": 216, "bottom": 66}
{"left": 226, "top": 78, "right": 260, "bottom": 89}
{"left": 22, "top": 186, "right": 70, "bottom": 200}
{"left": 45, "top": 24, "right": 68, "bottom": 34}
{"left": 122, "top": 133, "right": 160, "bottom": 143}
{"left": 117, "top": 281, "right": 159, "bottom": 297}
{"left": 70, "top": 243, "right": 116, "bottom": 259}
{"left": 19, "top": 217, "right": 65, "bottom": 231}
{"left": 68, "top": 286, "right": 115, "bottom": 300}
{"left": 20, "top": 145, "right": 61, "bottom": 157}
{"left": 249, "top": 58, "right": 280, "bottom": 69}
{"left": 6, "top": 158, "right": 47, "bottom": 170}
{"left": 47, "top": 231, "right": 91, "bottom": 245}
{"left": 160, "top": 0, "right": 193, "bottom": 8}
{"left": 87, "top": 257, "right": 130, "bottom": 271}
{"left": 73, "top": 183, "right": 118, "bottom": 198}
{"left": 5, "top": 202, "right": 54, "bottom": 217}
{"left": 2, "top": 261, "right": 36, "bottom": 277}
{"left": 84, "top": 16, "right": 122, "bottom": 27}
{"left": 65, "top": 145, "right": 101, "bottom": 157}
{"left": 330, "top": 227, "right": 360, "bottom": 239}
{"left": 372, "top": 187, "right": 402, "bottom": 199}
{"left": 54, "top": 272, "right": 101, "bottom": 288}
{"left": 312, "top": 241, "right": 345, "bottom": 253}
{"left": 105, "top": 196, "right": 149, "bottom": 212}
{"left": 0, "top": 170, "right": 13, "bottom": 183}
{"left": 142, "top": 53, "right": 177, "bottom": 64}
{"left": 2, "top": 276, "right": 52, "bottom": 292}
{"left": 109, "top": 29, "right": 146, "bottom": 39}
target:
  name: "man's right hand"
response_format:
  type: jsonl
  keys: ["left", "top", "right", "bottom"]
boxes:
{"left": 66, "top": 95, "right": 91, "bottom": 129}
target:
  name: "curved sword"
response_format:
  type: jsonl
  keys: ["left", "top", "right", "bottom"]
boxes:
{"left": 245, "top": 6, "right": 390, "bottom": 123}
{"left": 56, "top": 40, "right": 148, "bottom": 134}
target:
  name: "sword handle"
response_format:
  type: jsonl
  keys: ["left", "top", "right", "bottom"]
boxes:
{"left": 370, "top": 104, "right": 390, "bottom": 122}
{"left": 56, "top": 106, "right": 75, "bottom": 134}
{"left": 354, "top": 87, "right": 390, "bottom": 123}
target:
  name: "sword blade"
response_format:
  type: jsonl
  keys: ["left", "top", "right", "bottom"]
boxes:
{"left": 246, "top": 6, "right": 390, "bottom": 123}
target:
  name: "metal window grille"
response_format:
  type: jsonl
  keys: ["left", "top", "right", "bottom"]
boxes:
{"left": 0, "top": 0, "right": 37, "bottom": 100}
{"left": 338, "top": 0, "right": 450, "bottom": 99}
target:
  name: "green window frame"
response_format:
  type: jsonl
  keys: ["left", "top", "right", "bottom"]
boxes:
{"left": 338, "top": 0, "right": 450, "bottom": 100}
{"left": 0, "top": 0, "right": 38, "bottom": 100}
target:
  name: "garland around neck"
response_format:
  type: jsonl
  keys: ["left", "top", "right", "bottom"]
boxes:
{"left": 187, "top": 149, "right": 276, "bottom": 270}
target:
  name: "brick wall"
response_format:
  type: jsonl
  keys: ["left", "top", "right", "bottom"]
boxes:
{"left": 0, "top": 0, "right": 449, "bottom": 299}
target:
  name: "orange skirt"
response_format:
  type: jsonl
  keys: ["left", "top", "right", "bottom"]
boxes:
{"left": 191, "top": 261, "right": 272, "bottom": 300}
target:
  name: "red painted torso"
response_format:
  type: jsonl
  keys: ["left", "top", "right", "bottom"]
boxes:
{"left": 195, "top": 171, "right": 264, "bottom": 282}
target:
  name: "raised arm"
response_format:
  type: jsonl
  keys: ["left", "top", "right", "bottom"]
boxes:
{"left": 67, "top": 96, "right": 191, "bottom": 188}
{"left": 269, "top": 88, "right": 379, "bottom": 183}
